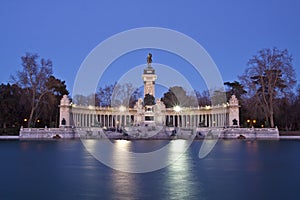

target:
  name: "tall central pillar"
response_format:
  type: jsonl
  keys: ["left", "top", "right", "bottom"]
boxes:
{"left": 142, "top": 53, "right": 157, "bottom": 98}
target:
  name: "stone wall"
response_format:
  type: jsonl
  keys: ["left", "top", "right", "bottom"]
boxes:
{"left": 19, "top": 127, "right": 77, "bottom": 139}
{"left": 220, "top": 128, "right": 279, "bottom": 139}
{"left": 19, "top": 127, "right": 279, "bottom": 139}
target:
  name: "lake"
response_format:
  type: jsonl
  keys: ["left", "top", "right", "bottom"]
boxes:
{"left": 0, "top": 139, "right": 300, "bottom": 200}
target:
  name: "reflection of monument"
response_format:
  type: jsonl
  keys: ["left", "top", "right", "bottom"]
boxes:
{"left": 59, "top": 54, "right": 240, "bottom": 128}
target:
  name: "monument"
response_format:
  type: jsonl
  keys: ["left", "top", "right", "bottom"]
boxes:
{"left": 142, "top": 53, "right": 157, "bottom": 97}
{"left": 20, "top": 53, "right": 281, "bottom": 140}
{"left": 59, "top": 53, "right": 240, "bottom": 128}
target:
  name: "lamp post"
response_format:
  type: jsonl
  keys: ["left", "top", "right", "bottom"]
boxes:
{"left": 173, "top": 105, "right": 181, "bottom": 128}
{"left": 247, "top": 119, "right": 251, "bottom": 127}
{"left": 246, "top": 119, "right": 256, "bottom": 128}
{"left": 24, "top": 118, "right": 27, "bottom": 128}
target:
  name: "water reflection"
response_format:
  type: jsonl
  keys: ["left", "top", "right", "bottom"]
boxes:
{"left": 2, "top": 140, "right": 300, "bottom": 199}
{"left": 165, "top": 140, "right": 201, "bottom": 199}
{"left": 81, "top": 138, "right": 193, "bottom": 173}
{"left": 245, "top": 140, "right": 261, "bottom": 172}
{"left": 110, "top": 168, "right": 138, "bottom": 200}
{"left": 111, "top": 140, "right": 131, "bottom": 172}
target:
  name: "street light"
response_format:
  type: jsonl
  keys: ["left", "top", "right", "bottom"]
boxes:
{"left": 173, "top": 105, "right": 182, "bottom": 112}
{"left": 119, "top": 105, "right": 126, "bottom": 112}
{"left": 246, "top": 119, "right": 256, "bottom": 127}
{"left": 173, "top": 105, "right": 181, "bottom": 127}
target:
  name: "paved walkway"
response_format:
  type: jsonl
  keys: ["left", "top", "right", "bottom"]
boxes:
{"left": 280, "top": 136, "right": 300, "bottom": 139}
{"left": 0, "top": 136, "right": 19, "bottom": 139}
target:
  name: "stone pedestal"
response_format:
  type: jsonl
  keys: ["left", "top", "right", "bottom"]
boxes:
{"left": 59, "top": 95, "right": 71, "bottom": 127}
{"left": 228, "top": 95, "right": 239, "bottom": 127}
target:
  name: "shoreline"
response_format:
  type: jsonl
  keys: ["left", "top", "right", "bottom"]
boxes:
{"left": 1, "top": 127, "right": 300, "bottom": 140}
{"left": 2, "top": 127, "right": 299, "bottom": 140}
{"left": 1, "top": 127, "right": 284, "bottom": 140}
{"left": 1, "top": 136, "right": 300, "bottom": 140}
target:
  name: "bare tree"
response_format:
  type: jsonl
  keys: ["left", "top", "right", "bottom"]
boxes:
{"left": 11, "top": 53, "right": 53, "bottom": 127}
{"left": 111, "top": 83, "right": 140, "bottom": 107}
{"left": 96, "top": 83, "right": 116, "bottom": 107}
{"left": 96, "top": 83, "right": 142, "bottom": 108}
{"left": 239, "top": 48, "right": 296, "bottom": 128}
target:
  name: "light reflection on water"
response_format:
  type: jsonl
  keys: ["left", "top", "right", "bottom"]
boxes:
{"left": 82, "top": 139, "right": 203, "bottom": 199}
{"left": 82, "top": 139, "right": 193, "bottom": 173}
{"left": 165, "top": 140, "right": 201, "bottom": 199}
{"left": 1, "top": 140, "right": 300, "bottom": 200}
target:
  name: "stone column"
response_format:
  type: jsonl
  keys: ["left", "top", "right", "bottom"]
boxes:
{"left": 228, "top": 95, "right": 240, "bottom": 127}
{"left": 59, "top": 95, "right": 71, "bottom": 127}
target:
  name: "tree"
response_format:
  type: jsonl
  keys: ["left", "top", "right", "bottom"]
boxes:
{"left": 40, "top": 76, "right": 69, "bottom": 127}
{"left": 293, "top": 86, "right": 300, "bottom": 130}
{"left": 111, "top": 83, "right": 139, "bottom": 107}
{"left": 272, "top": 86, "right": 300, "bottom": 131}
{"left": 239, "top": 48, "right": 296, "bottom": 128}
{"left": 96, "top": 83, "right": 116, "bottom": 107}
{"left": 0, "top": 84, "right": 22, "bottom": 128}
{"left": 210, "top": 89, "right": 227, "bottom": 106}
{"left": 129, "top": 87, "right": 142, "bottom": 108}
{"left": 224, "top": 81, "right": 246, "bottom": 101}
{"left": 11, "top": 53, "right": 54, "bottom": 127}
{"left": 96, "top": 83, "right": 142, "bottom": 108}
{"left": 194, "top": 90, "right": 211, "bottom": 106}
{"left": 161, "top": 86, "right": 197, "bottom": 108}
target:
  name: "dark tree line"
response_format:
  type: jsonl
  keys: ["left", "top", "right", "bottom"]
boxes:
{"left": 226, "top": 80, "right": 300, "bottom": 130}
{"left": 235, "top": 47, "right": 298, "bottom": 130}
{"left": 161, "top": 86, "right": 199, "bottom": 108}
{"left": 0, "top": 53, "right": 69, "bottom": 129}
{"left": 73, "top": 82, "right": 142, "bottom": 108}
{"left": 160, "top": 48, "right": 299, "bottom": 130}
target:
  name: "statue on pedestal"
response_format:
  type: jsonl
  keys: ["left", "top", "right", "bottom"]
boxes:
{"left": 147, "top": 53, "right": 152, "bottom": 66}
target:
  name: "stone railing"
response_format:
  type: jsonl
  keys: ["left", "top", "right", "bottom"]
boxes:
{"left": 19, "top": 127, "right": 77, "bottom": 139}
{"left": 19, "top": 126, "right": 279, "bottom": 139}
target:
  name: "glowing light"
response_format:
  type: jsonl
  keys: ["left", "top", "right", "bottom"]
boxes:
{"left": 119, "top": 105, "right": 126, "bottom": 112}
{"left": 115, "top": 140, "right": 131, "bottom": 150}
{"left": 247, "top": 119, "right": 251, "bottom": 123}
{"left": 24, "top": 118, "right": 27, "bottom": 122}
{"left": 253, "top": 119, "right": 257, "bottom": 124}
{"left": 173, "top": 105, "right": 182, "bottom": 112}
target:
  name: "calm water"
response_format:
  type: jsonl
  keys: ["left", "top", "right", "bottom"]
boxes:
{"left": 0, "top": 139, "right": 300, "bottom": 200}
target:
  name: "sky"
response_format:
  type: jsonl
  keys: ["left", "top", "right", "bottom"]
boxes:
{"left": 1, "top": 0, "right": 299, "bottom": 97}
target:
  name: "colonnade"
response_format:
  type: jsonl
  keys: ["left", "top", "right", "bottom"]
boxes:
{"left": 71, "top": 110, "right": 229, "bottom": 128}
{"left": 60, "top": 95, "right": 239, "bottom": 128}
{"left": 72, "top": 112, "right": 134, "bottom": 128}
{"left": 165, "top": 112, "right": 229, "bottom": 128}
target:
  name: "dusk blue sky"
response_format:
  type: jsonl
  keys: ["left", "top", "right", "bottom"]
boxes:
{"left": 1, "top": 0, "right": 299, "bottom": 96}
